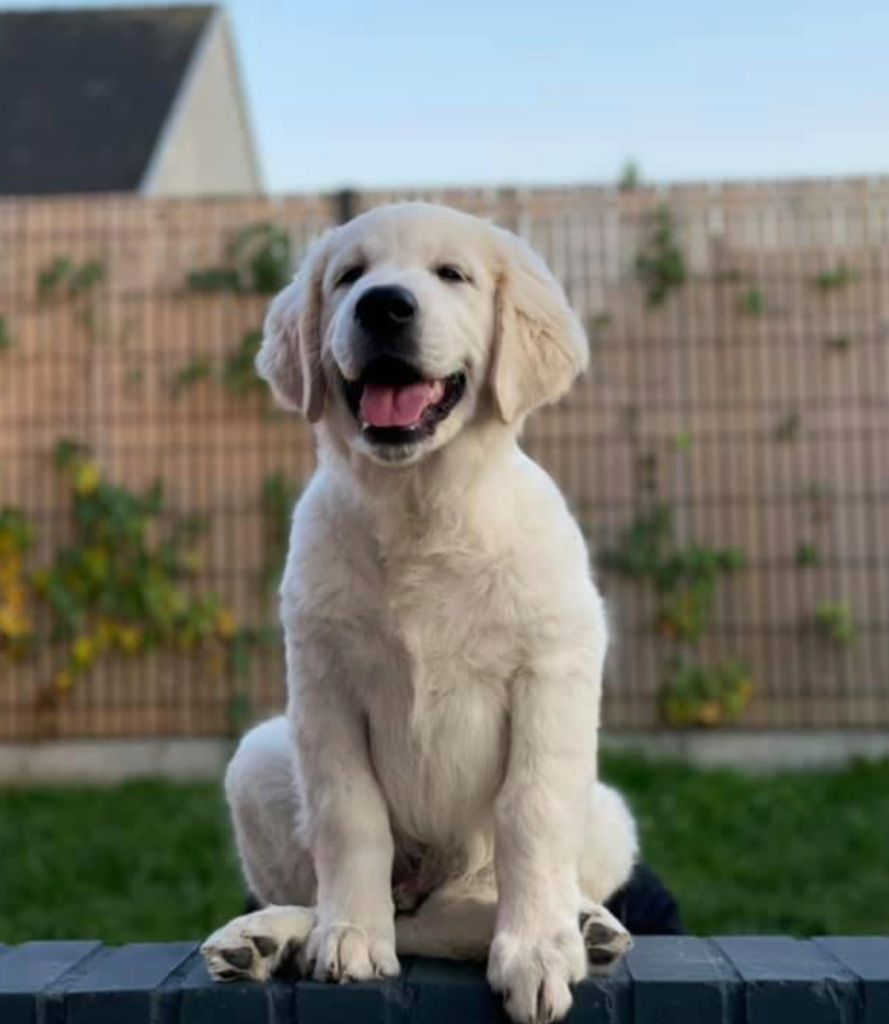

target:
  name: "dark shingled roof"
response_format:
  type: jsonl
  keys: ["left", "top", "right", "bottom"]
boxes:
{"left": 0, "top": 5, "right": 217, "bottom": 194}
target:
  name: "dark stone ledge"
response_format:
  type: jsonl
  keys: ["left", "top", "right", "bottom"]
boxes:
{"left": 0, "top": 937, "right": 886, "bottom": 1023}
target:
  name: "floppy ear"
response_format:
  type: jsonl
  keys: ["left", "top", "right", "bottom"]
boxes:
{"left": 490, "top": 230, "right": 589, "bottom": 423}
{"left": 255, "top": 233, "right": 330, "bottom": 421}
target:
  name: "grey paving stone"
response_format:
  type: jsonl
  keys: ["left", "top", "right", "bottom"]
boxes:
{"left": 814, "top": 937, "right": 889, "bottom": 1024}
{"left": 62, "top": 941, "right": 196, "bottom": 1024}
{"left": 295, "top": 975, "right": 405, "bottom": 1024}
{"left": 0, "top": 941, "right": 103, "bottom": 1024}
{"left": 178, "top": 952, "right": 296, "bottom": 1024}
{"left": 570, "top": 960, "right": 633, "bottom": 1023}
{"left": 402, "top": 958, "right": 501, "bottom": 1024}
{"left": 715, "top": 936, "right": 860, "bottom": 1024}
{"left": 627, "top": 936, "right": 742, "bottom": 1024}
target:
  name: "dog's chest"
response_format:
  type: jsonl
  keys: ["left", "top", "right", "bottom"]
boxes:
{"left": 343, "top": 546, "right": 517, "bottom": 843}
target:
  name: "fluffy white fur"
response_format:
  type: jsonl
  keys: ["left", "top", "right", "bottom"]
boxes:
{"left": 202, "top": 204, "right": 638, "bottom": 1024}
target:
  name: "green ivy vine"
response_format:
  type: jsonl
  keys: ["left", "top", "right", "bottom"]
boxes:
{"left": 1, "top": 442, "right": 268, "bottom": 711}
{"left": 635, "top": 205, "right": 686, "bottom": 307}
{"left": 187, "top": 223, "right": 292, "bottom": 295}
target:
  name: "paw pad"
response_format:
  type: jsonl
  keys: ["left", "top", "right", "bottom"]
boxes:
{"left": 220, "top": 946, "right": 255, "bottom": 970}
{"left": 580, "top": 909, "right": 633, "bottom": 974}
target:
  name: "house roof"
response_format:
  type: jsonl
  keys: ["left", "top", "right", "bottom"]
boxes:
{"left": 0, "top": 5, "right": 217, "bottom": 195}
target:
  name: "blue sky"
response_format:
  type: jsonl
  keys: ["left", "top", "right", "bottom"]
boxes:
{"left": 6, "top": 0, "right": 889, "bottom": 191}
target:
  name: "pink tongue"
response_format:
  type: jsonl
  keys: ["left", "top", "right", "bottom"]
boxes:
{"left": 360, "top": 380, "right": 443, "bottom": 428}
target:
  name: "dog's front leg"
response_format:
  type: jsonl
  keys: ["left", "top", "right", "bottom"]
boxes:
{"left": 488, "top": 649, "right": 600, "bottom": 1024}
{"left": 292, "top": 641, "right": 399, "bottom": 982}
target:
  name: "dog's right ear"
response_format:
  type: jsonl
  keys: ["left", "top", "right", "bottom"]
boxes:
{"left": 255, "top": 232, "right": 331, "bottom": 421}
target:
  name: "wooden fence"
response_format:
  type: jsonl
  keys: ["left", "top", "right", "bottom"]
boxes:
{"left": 1, "top": 178, "right": 888, "bottom": 739}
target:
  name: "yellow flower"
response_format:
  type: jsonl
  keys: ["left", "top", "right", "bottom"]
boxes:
{"left": 215, "top": 608, "right": 237, "bottom": 639}
{"left": 71, "top": 635, "right": 95, "bottom": 668}
{"left": 94, "top": 619, "right": 114, "bottom": 650}
{"left": 0, "top": 605, "right": 30, "bottom": 639}
{"left": 83, "top": 547, "right": 109, "bottom": 583}
{"left": 207, "top": 648, "right": 226, "bottom": 677}
{"left": 54, "top": 670, "right": 73, "bottom": 693}
{"left": 115, "top": 625, "right": 143, "bottom": 654}
{"left": 181, "top": 550, "right": 204, "bottom": 575}
{"left": 74, "top": 461, "right": 101, "bottom": 496}
{"left": 697, "top": 701, "right": 724, "bottom": 727}
{"left": 30, "top": 569, "right": 50, "bottom": 593}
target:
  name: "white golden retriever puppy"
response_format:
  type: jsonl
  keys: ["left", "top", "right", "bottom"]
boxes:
{"left": 202, "top": 203, "right": 638, "bottom": 1024}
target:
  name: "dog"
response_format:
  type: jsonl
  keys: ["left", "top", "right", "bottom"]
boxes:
{"left": 201, "top": 203, "right": 638, "bottom": 1024}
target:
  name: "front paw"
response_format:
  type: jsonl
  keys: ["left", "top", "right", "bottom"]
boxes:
{"left": 487, "top": 924, "right": 586, "bottom": 1024}
{"left": 303, "top": 920, "right": 400, "bottom": 982}
{"left": 202, "top": 905, "right": 315, "bottom": 982}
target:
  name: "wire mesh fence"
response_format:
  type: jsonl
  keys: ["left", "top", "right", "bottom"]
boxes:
{"left": 1, "top": 179, "right": 887, "bottom": 739}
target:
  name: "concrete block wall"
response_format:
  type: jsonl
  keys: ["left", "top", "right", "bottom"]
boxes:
{"left": 1, "top": 936, "right": 887, "bottom": 1023}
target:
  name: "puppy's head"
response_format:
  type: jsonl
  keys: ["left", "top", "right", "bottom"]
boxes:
{"left": 257, "top": 202, "right": 587, "bottom": 466}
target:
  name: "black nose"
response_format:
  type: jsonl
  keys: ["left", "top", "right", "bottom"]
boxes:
{"left": 355, "top": 285, "right": 417, "bottom": 336}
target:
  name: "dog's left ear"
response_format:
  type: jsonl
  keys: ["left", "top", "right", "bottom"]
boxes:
{"left": 490, "top": 230, "right": 589, "bottom": 424}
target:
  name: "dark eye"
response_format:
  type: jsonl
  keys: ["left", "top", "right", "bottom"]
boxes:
{"left": 435, "top": 264, "right": 469, "bottom": 283}
{"left": 336, "top": 264, "right": 365, "bottom": 287}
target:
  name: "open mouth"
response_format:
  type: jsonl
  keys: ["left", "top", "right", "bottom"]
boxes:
{"left": 342, "top": 356, "right": 466, "bottom": 445}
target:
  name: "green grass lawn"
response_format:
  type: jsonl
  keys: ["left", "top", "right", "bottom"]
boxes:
{"left": 1, "top": 753, "right": 887, "bottom": 943}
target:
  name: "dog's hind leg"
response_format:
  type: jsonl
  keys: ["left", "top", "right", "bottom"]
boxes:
{"left": 394, "top": 873, "right": 633, "bottom": 972}
{"left": 202, "top": 905, "right": 316, "bottom": 982}
{"left": 395, "top": 874, "right": 497, "bottom": 960}
{"left": 225, "top": 715, "right": 316, "bottom": 907}
{"left": 203, "top": 717, "right": 319, "bottom": 983}
{"left": 575, "top": 781, "right": 639, "bottom": 971}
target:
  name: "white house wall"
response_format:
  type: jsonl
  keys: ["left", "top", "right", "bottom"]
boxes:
{"left": 142, "top": 13, "right": 262, "bottom": 196}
